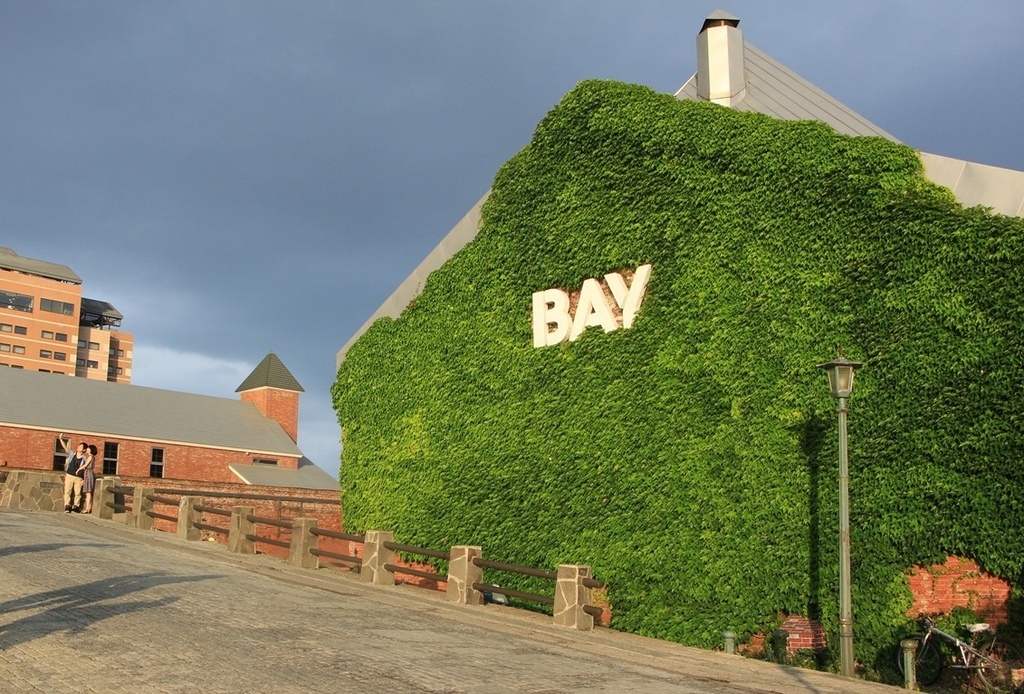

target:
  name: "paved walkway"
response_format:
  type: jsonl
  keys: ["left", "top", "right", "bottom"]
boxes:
{"left": 0, "top": 509, "right": 902, "bottom": 693}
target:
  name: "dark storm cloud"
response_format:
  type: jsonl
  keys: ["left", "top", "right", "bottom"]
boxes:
{"left": 2, "top": 1, "right": 1023, "bottom": 475}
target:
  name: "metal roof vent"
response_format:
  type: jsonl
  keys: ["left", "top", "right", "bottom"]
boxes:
{"left": 696, "top": 9, "right": 745, "bottom": 106}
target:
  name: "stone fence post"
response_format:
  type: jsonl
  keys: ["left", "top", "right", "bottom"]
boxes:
{"left": 94, "top": 476, "right": 120, "bottom": 520}
{"left": 132, "top": 486, "right": 154, "bottom": 530}
{"left": 361, "top": 530, "right": 395, "bottom": 585}
{"left": 290, "top": 518, "right": 319, "bottom": 569}
{"left": 553, "top": 564, "right": 595, "bottom": 630}
{"left": 446, "top": 545, "right": 483, "bottom": 605}
{"left": 228, "top": 505, "right": 255, "bottom": 554}
{"left": 177, "top": 496, "right": 202, "bottom": 541}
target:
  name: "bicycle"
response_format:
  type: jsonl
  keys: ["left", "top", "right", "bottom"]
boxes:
{"left": 897, "top": 617, "right": 1024, "bottom": 692}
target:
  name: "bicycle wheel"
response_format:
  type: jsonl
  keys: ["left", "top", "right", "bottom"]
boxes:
{"left": 975, "top": 637, "right": 1024, "bottom": 693}
{"left": 896, "top": 638, "right": 944, "bottom": 686}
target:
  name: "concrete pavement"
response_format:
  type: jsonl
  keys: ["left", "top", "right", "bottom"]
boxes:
{"left": 0, "top": 509, "right": 902, "bottom": 693}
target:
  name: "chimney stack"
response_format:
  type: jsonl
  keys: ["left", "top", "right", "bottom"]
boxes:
{"left": 696, "top": 10, "right": 745, "bottom": 106}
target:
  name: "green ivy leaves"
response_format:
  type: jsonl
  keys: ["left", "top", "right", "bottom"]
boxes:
{"left": 333, "top": 79, "right": 1024, "bottom": 670}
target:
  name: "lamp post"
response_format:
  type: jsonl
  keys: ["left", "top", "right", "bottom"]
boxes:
{"left": 817, "top": 354, "right": 862, "bottom": 678}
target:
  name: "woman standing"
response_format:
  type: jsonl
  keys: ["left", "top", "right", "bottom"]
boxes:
{"left": 81, "top": 444, "right": 97, "bottom": 514}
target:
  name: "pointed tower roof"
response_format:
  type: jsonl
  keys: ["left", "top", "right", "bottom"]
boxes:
{"left": 236, "top": 352, "right": 305, "bottom": 393}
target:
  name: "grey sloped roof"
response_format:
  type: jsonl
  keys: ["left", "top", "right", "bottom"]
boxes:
{"left": 229, "top": 459, "right": 338, "bottom": 491}
{"left": 0, "top": 247, "right": 81, "bottom": 284}
{"left": 674, "top": 42, "right": 895, "bottom": 140}
{"left": 0, "top": 367, "right": 301, "bottom": 457}
{"left": 236, "top": 352, "right": 304, "bottom": 393}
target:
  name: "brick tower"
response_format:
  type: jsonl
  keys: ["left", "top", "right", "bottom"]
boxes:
{"left": 236, "top": 352, "right": 304, "bottom": 443}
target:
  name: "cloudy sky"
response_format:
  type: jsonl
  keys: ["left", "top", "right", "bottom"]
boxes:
{"left": 3, "top": 1, "right": 1022, "bottom": 478}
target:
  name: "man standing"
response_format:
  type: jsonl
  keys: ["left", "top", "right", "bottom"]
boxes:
{"left": 58, "top": 435, "right": 86, "bottom": 513}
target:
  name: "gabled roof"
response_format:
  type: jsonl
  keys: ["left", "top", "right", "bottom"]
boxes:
{"left": 0, "top": 367, "right": 301, "bottom": 457}
{"left": 674, "top": 42, "right": 896, "bottom": 141}
{"left": 0, "top": 247, "right": 81, "bottom": 285}
{"left": 235, "top": 352, "right": 304, "bottom": 393}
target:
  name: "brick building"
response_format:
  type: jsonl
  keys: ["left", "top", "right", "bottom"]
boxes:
{"left": 0, "top": 351, "right": 336, "bottom": 490}
{"left": 0, "top": 247, "right": 133, "bottom": 382}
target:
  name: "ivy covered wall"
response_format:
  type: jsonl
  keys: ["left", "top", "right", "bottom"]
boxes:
{"left": 332, "top": 80, "right": 1024, "bottom": 666}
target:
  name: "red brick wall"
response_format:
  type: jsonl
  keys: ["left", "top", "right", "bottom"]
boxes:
{"left": 907, "top": 556, "right": 1011, "bottom": 625}
{"left": 119, "top": 476, "right": 345, "bottom": 561}
{"left": 754, "top": 556, "right": 1012, "bottom": 655}
{"left": 240, "top": 387, "right": 299, "bottom": 443}
{"left": 0, "top": 428, "right": 66, "bottom": 469}
{"left": 780, "top": 615, "right": 827, "bottom": 651}
{"left": 0, "top": 426, "right": 301, "bottom": 479}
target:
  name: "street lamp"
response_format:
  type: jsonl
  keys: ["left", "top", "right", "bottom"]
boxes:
{"left": 817, "top": 353, "right": 862, "bottom": 678}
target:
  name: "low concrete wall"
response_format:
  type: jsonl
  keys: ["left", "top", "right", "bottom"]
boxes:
{"left": 0, "top": 469, "right": 66, "bottom": 512}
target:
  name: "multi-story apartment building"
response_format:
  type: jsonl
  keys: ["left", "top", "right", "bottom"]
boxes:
{"left": 0, "top": 247, "right": 133, "bottom": 383}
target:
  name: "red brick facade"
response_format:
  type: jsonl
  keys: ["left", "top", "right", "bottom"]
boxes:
{"left": 0, "top": 427, "right": 300, "bottom": 481}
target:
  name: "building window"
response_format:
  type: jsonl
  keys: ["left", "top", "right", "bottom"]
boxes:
{"left": 14, "top": 325, "right": 26, "bottom": 335}
{"left": 40, "top": 298, "right": 74, "bottom": 315}
{"left": 55, "top": 332, "right": 68, "bottom": 342}
{"left": 12, "top": 345, "right": 24, "bottom": 355}
{"left": 76, "top": 358, "right": 85, "bottom": 367}
{"left": 150, "top": 448, "right": 164, "bottom": 478}
{"left": 54, "top": 352, "right": 67, "bottom": 361}
{"left": 0, "top": 343, "right": 9, "bottom": 352}
{"left": 103, "top": 442, "right": 119, "bottom": 475}
{"left": 109, "top": 348, "right": 124, "bottom": 357}
{"left": 52, "top": 437, "right": 66, "bottom": 471}
{"left": 1, "top": 290, "right": 33, "bottom": 313}
{"left": 40, "top": 349, "right": 52, "bottom": 359}
{"left": 88, "top": 341, "right": 99, "bottom": 351}
{"left": 77, "top": 340, "right": 85, "bottom": 349}
{"left": 0, "top": 323, "right": 10, "bottom": 333}
{"left": 42, "top": 330, "right": 54, "bottom": 339}
{"left": 253, "top": 458, "right": 279, "bottom": 466}
{"left": 86, "top": 360, "right": 98, "bottom": 369}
